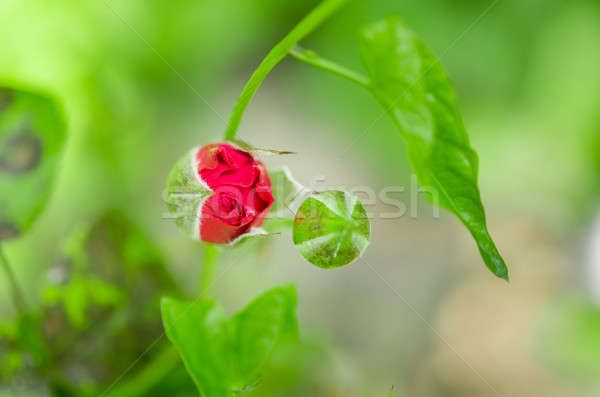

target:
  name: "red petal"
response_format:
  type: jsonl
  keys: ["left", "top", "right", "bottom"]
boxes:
{"left": 196, "top": 143, "right": 253, "bottom": 189}
{"left": 194, "top": 143, "right": 275, "bottom": 243}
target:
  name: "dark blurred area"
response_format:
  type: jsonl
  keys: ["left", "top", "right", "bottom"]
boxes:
{"left": 1, "top": 0, "right": 600, "bottom": 396}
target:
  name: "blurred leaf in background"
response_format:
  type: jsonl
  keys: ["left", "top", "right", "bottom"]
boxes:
{"left": 0, "top": 212, "right": 191, "bottom": 396}
{"left": 40, "top": 211, "right": 182, "bottom": 394}
{"left": 538, "top": 295, "right": 600, "bottom": 384}
{"left": 0, "top": 86, "right": 66, "bottom": 241}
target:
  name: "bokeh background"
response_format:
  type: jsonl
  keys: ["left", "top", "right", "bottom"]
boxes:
{"left": 2, "top": 0, "right": 600, "bottom": 396}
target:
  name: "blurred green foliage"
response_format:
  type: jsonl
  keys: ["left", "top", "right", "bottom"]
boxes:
{"left": 0, "top": 87, "right": 66, "bottom": 240}
{"left": 538, "top": 295, "right": 600, "bottom": 383}
{"left": 1, "top": 0, "right": 600, "bottom": 396}
{"left": 1, "top": 212, "right": 187, "bottom": 396}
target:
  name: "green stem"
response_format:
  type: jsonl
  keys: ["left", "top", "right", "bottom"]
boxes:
{"left": 223, "top": 0, "right": 350, "bottom": 141}
{"left": 289, "top": 46, "right": 371, "bottom": 89}
{"left": 199, "top": 243, "right": 219, "bottom": 298}
{"left": 0, "top": 245, "right": 27, "bottom": 314}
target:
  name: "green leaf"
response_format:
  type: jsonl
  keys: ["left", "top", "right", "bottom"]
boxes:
{"left": 293, "top": 190, "right": 370, "bottom": 269}
{"left": 359, "top": 16, "right": 508, "bottom": 280}
{"left": 229, "top": 284, "right": 298, "bottom": 384}
{"left": 0, "top": 86, "right": 66, "bottom": 240}
{"left": 161, "top": 284, "right": 298, "bottom": 397}
{"left": 161, "top": 299, "right": 230, "bottom": 397}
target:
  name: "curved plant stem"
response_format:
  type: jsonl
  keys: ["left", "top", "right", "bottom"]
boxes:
{"left": 199, "top": 243, "right": 219, "bottom": 298}
{"left": 289, "top": 46, "right": 371, "bottom": 89}
{"left": 0, "top": 245, "right": 27, "bottom": 314}
{"left": 223, "top": 0, "right": 350, "bottom": 141}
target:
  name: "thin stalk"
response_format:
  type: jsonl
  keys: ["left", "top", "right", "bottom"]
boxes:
{"left": 289, "top": 46, "right": 371, "bottom": 89}
{"left": 223, "top": 0, "right": 350, "bottom": 141}
{"left": 0, "top": 245, "right": 27, "bottom": 314}
{"left": 199, "top": 243, "right": 219, "bottom": 298}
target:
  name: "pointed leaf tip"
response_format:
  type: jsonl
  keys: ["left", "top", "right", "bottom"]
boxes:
{"left": 359, "top": 17, "right": 508, "bottom": 279}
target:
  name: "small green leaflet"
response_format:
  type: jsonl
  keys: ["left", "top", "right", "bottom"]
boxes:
{"left": 0, "top": 86, "right": 66, "bottom": 240}
{"left": 359, "top": 16, "right": 508, "bottom": 280}
{"left": 44, "top": 277, "right": 124, "bottom": 329}
{"left": 293, "top": 190, "right": 370, "bottom": 268}
{"left": 261, "top": 167, "right": 305, "bottom": 233}
{"left": 161, "top": 284, "right": 298, "bottom": 397}
{"left": 229, "top": 139, "right": 295, "bottom": 156}
{"left": 268, "top": 166, "right": 304, "bottom": 220}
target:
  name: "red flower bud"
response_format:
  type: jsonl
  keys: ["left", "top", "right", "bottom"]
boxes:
{"left": 194, "top": 143, "right": 274, "bottom": 244}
